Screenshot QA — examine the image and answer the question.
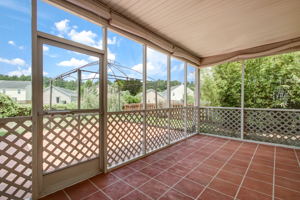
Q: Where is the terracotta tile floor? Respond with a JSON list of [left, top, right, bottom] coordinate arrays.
[[40, 135, 300, 200]]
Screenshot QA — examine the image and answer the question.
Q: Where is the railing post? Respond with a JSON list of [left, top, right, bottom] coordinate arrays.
[[167, 54, 171, 144], [195, 67, 200, 134], [32, 0, 43, 198], [101, 26, 108, 173], [142, 45, 147, 154], [241, 61, 245, 140], [184, 62, 188, 137]]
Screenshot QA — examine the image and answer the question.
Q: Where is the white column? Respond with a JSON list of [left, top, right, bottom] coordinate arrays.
[[241, 60, 245, 139], [31, 0, 43, 198], [101, 26, 108, 172], [142, 45, 147, 154]]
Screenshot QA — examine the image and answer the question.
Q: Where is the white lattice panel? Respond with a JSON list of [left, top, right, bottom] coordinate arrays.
[[244, 109, 300, 146], [0, 117, 32, 200], [43, 113, 99, 173], [169, 108, 185, 143], [186, 107, 198, 135], [107, 111, 144, 168], [146, 109, 169, 152], [199, 107, 241, 138]]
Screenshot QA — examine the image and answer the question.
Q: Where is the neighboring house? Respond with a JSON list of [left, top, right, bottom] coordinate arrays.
[[146, 89, 165, 104], [0, 80, 32, 103], [43, 86, 77, 105], [145, 84, 194, 104]]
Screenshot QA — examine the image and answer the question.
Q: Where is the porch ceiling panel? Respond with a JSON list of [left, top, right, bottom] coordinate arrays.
[[100, 0, 300, 57]]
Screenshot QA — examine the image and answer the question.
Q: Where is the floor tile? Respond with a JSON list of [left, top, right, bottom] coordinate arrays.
[[195, 164, 219, 176], [64, 180, 97, 200], [140, 165, 162, 177], [242, 177, 273, 196], [249, 163, 273, 175], [275, 168, 300, 181], [120, 190, 152, 200], [151, 159, 173, 170], [112, 166, 135, 178], [123, 171, 151, 188], [186, 170, 213, 186], [274, 185, 300, 200], [198, 188, 233, 200], [203, 158, 224, 168], [39, 190, 69, 200], [89, 173, 119, 189], [160, 189, 193, 200], [102, 180, 134, 200], [82, 191, 110, 200], [208, 178, 239, 197], [236, 187, 272, 200], [216, 170, 244, 185], [167, 164, 190, 177], [223, 163, 247, 175], [227, 158, 249, 168], [127, 160, 149, 170], [139, 179, 170, 199], [245, 169, 273, 183], [275, 176, 300, 191], [154, 171, 182, 187], [173, 178, 204, 198]]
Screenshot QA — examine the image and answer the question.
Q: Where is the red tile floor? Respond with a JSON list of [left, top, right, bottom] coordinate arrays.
[[40, 135, 300, 200]]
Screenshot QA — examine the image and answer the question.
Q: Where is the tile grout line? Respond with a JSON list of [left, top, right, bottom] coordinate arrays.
[[233, 144, 259, 200], [157, 139, 232, 200], [62, 189, 72, 200], [272, 146, 276, 200], [195, 142, 245, 199], [293, 149, 300, 167], [112, 136, 218, 200], [85, 179, 113, 200]]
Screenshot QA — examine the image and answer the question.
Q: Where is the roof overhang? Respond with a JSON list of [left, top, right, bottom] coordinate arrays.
[[47, 0, 300, 67]]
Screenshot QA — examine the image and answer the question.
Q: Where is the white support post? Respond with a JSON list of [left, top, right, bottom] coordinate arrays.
[[101, 26, 108, 173], [32, 0, 43, 198], [184, 62, 187, 137], [77, 70, 81, 109], [241, 60, 245, 140], [167, 54, 171, 144], [142, 45, 147, 154], [195, 67, 200, 134]]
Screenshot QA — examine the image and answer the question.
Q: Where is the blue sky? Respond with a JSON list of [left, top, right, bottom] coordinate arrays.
[[0, 0, 189, 83]]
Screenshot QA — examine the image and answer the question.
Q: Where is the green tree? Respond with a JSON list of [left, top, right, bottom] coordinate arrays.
[[200, 52, 300, 109]]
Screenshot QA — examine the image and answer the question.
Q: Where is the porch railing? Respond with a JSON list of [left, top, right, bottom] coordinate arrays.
[[199, 106, 300, 147], [1, 106, 299, 199]]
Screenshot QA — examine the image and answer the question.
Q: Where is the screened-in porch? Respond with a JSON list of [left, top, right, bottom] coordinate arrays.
[[0, 0, 300, 200]]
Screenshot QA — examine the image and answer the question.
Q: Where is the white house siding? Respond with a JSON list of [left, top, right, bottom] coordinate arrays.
[[43, 88, 73, 105], [0, 89, 27, 101]]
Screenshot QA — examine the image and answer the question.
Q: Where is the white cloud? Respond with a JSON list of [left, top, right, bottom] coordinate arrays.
[[68, 29, 96, 45], [57, 58, 88, 68], [108, 36, 117, 45], [0, 57, 26, 66], [108, 48, 116, 61], [8, 40, 15, 46], [88, 56, 98, 62], [55, 19, 70, 33], [8, 67, 31, 76], [8, 40, 25, 50], [43, 46, 49, 52], [131, 62, 155, 74]]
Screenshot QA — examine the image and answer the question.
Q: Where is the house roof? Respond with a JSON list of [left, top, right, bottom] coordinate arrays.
[[0, 80, 31, 89], [44, 86, 77, 97]]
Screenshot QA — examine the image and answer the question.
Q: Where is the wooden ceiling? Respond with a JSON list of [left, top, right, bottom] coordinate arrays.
[[98, 0, 300, 58]]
